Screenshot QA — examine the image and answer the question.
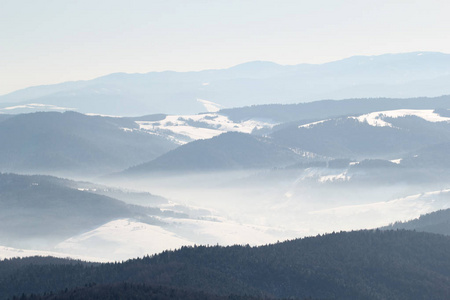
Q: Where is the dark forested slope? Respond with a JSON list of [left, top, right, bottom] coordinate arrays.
[[123, 132, 302, 174], [382, 208, 450, 236], [220, 96, 450, 123], [2, 230, 450, 300]]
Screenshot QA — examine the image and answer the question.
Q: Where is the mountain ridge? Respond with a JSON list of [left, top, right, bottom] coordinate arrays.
[[0, 111, 177, 176], [2, 52, 450, 115], [121, 132, 304, 175]]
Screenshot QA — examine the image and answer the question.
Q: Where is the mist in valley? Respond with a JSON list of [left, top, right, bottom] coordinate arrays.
[[101, 166, 450, 235], [3, 100, 450, 261]]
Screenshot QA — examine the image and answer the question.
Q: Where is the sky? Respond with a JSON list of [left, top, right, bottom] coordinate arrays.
[[1, 0, 450, 96]]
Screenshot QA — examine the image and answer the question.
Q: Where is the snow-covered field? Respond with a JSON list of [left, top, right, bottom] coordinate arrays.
[[55, 219, 193, 261], [53, 217, 289, 262], [350, 109, 450, 127], [136, 113, 276, 144], [299, 109, 450, 129]]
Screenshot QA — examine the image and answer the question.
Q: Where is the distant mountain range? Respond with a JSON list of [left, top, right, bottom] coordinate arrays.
[[1, 52, 450, 115]]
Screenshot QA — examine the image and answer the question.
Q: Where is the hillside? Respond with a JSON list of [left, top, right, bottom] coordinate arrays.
[[0, 173, 293, 261], [2, 230, 450, 300], [0, 111, 177, 176], [270, 109, 450, 159], [0, 114, 12, 123], [220, 95, 450, 123], [15, 283, 268, 300], [0, 173, 157, 248], [382, 207, 450, 235], [402, 141, 450, 168], [123, 132, 303, 174]]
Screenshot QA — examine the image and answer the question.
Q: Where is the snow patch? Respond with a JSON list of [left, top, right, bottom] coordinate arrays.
[[120, 127, 134, 132], [197, 98, 224, 112], [298, 119, 330, 129], [318, 172, 349, 183], [85, 113, 123, 118], [137, 113, 276, 144], [350, 109, 450, 127], [1, 103, 75, 112], [390, 158, 402, 164]]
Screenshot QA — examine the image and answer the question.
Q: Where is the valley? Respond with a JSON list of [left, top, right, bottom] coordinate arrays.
[[4, 2, 450, 298], [2, 92, 450, 262]]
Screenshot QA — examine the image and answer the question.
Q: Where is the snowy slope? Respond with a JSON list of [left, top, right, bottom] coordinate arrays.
[[350, 109, 450, 127], [272, 108, 450, 159], [55, 219, 194, 261], [55, 218, 288, 261], [135, 113, 276, 144], [308, 188, 450, 231], [197, 98, 224, 112], [298, 109, 450, 129]]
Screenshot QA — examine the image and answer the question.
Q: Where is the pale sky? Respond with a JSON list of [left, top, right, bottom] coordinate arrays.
[[1, 0, 450, 95]]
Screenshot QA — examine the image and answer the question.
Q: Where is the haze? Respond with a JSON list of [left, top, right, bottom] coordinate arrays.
[[1, 0, 450, 95]]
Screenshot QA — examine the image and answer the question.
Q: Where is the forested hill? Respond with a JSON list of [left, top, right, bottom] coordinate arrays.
[[382, 208, 450, 235], [13, 284, 273, 300], [3, 230, 450, 300], [220, 95, 450, 123], [122, 132, 302, 174]]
